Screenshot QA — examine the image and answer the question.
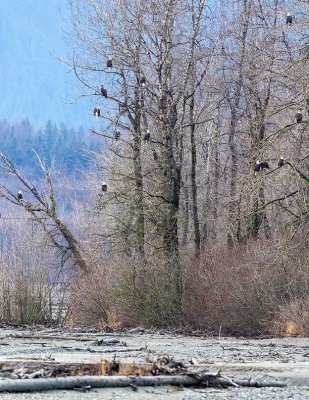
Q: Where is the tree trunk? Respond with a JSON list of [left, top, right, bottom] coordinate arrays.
[[132, 129, 145, 257], [54, 218, 89, 273], [189, 98, 201, 257], [227, 110, 238, 246], [181, 184, 189, 247]]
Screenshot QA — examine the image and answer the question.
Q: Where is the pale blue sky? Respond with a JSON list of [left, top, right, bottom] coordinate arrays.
[[0, 0, 91, 128]]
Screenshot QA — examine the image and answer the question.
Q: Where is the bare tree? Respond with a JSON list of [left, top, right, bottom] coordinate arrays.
[[0, 152, 89, 273]]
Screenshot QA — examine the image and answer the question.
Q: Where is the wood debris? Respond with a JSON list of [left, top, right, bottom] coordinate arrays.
[[0, 373, 286, 393], [0, 357, 286, 393]]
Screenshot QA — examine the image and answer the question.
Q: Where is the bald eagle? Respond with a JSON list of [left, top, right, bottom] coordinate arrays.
[[286, 13, 293, 26], [144, 129, 150, 141], [254, 160, 270, 172], [140, 76, 146, 87], [93, 107, 100, 117], [278, 157, 285, 168], [295, 110, 303, 124], [114, 130, 121, 140], [107, 58, 113, 68], [101, 85, 108, 98]]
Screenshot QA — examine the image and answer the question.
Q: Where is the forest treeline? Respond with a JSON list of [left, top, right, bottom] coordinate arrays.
[[0, 0, 308, 336], [0, 119, 100, 175]]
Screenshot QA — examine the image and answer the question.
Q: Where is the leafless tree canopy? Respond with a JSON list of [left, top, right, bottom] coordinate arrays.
[[68, 0, 308, 258]]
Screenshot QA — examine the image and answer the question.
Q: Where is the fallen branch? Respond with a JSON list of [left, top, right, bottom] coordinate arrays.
[[8, 334, 95, 342], [0, 374, 286, 392], [58, 346, 143, 353]]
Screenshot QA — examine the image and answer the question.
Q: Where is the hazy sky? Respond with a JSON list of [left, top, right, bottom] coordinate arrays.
[[0, 0, 91, 128]]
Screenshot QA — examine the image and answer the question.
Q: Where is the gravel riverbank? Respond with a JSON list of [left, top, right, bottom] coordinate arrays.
[[0, 326, 308, 399]]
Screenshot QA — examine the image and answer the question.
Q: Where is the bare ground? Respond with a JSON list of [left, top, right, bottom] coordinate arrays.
[[0, 326, 308, 399]]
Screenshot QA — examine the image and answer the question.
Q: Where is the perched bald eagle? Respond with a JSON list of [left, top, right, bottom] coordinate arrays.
[[254, 160, 270, 172], [295, 110, 303, 123], [101, 85, 108, 98], [286, 13, 293, 26], [102, 182, 107, 192], [17, 191, 23, 200], [140, 76, 146, 87], [144, 129, 150, 141], [278, 157, 285, 168], [93, 107, 100, 118], [107, 58, 113, 68]]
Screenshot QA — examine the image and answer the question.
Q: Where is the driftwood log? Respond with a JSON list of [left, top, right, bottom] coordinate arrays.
[[58, 346, 142, 353], [7, 334, 101, 342], [0, 374, 286, 392]]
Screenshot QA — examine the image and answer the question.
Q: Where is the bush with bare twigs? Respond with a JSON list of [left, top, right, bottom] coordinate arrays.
[[0, 218, 68, 325], [269, 297, 309, 337], [68, 254, 184, 328], [183, 234, 309, 336], [67, 230, 309, 335]]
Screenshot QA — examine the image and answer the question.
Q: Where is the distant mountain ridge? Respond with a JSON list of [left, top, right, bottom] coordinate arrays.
[[0, 0, 90, 127]]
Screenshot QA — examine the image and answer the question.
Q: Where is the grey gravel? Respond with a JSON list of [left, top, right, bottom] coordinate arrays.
[[0, 326, 308, 399]]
